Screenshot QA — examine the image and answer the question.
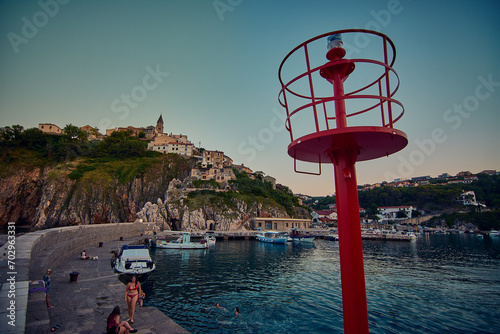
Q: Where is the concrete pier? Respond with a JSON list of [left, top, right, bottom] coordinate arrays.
[[0, 224, 189, 334]]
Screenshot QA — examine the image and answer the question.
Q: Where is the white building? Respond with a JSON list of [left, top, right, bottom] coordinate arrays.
[[457, 191, 486, 207], [147, 133, 194, 157], [377, 206, 415, 220]]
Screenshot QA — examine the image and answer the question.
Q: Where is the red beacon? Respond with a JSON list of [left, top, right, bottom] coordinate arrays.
[[278, 29, 407, 334]]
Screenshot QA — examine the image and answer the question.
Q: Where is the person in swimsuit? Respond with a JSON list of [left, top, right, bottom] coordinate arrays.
[[124, 276, 142, 323], [137, 290, 145, 307], [106, 305, 137, 333]]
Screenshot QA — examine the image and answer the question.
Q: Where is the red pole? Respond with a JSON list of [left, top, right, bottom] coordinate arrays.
[[330, 150, 369, 334], [329, 60, 369, 334]]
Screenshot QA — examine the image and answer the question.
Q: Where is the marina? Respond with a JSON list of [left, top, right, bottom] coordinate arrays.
[[143, 233, 500, 333]]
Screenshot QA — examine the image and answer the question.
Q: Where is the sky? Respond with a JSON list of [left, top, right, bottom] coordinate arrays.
[[1, 0, 500, 197]]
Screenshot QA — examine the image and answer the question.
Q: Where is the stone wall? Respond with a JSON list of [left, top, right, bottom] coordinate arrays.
[[27, 223, 143, 280], [0, 223, 145, 333]]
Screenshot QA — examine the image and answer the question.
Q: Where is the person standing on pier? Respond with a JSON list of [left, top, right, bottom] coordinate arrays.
[[125, 276, 142, 323], [43, 269, 54, 308]]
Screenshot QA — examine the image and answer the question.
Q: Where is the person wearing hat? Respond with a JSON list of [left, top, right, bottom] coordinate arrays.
[[43, 269, 54, 308]]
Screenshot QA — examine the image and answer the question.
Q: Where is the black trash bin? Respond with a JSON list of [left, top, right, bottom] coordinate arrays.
[[99, 242, 103, 247], [69, 271, 79, 282]]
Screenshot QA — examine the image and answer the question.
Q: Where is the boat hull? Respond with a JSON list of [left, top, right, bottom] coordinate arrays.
[[290, 236, 314, 243], [155, 241, 208, 249], [256, 235, 288, 244]]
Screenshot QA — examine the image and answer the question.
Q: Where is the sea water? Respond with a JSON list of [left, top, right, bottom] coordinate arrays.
[[142, 234, 500, 333]]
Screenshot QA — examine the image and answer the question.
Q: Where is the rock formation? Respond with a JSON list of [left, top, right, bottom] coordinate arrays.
[[0, 156, 310, 231]]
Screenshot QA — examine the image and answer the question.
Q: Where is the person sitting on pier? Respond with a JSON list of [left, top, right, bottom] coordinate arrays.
[[107, 305, 137, 333], [80, 250, 90, 260]]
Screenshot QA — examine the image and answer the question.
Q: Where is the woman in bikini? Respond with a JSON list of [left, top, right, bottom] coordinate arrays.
[[124, 276, 141, 323]]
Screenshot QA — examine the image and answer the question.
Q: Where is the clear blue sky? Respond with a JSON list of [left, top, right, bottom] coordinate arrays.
[[1, 0, 499, 196]]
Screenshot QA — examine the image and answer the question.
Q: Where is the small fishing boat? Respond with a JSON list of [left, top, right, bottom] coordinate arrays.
[[289, 228, 314, 243], [156, 232, 209, 249], [112, 244, 155, 279], [256, 231, 288, 244], [205, 231, 216, 246]]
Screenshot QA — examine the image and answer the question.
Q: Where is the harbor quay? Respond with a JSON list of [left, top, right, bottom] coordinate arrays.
[[0, 223, 422, 334], [0, 223, 189, 334]]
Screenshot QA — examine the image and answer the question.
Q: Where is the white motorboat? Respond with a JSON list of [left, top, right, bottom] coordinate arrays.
[[112, 244, 155, 279], [205, 231, 216, 246], [156, 232, 209, 249]]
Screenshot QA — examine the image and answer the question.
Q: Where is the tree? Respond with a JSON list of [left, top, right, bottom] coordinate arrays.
[[0, 125, 23, 145], [396, 210, 408, 219], [64, 124, 87, 142]]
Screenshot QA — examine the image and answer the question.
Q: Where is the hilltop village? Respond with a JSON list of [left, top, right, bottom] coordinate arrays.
[[38, 115, 276, 189]]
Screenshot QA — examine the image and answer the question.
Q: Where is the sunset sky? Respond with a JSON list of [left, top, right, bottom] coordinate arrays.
[[1, 0, 499, 196]]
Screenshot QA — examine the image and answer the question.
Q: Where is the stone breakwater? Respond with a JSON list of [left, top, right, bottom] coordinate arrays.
[[0, 223, 147, 333]]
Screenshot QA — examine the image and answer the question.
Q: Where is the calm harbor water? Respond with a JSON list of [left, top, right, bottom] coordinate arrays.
[[142, 234, 500, 333]]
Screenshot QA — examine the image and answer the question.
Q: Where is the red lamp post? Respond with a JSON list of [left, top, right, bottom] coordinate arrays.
[[278, 30, 407, 333]]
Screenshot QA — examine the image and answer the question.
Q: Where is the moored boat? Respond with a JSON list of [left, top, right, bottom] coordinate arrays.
[[205, 231, 216, 246], [112, 244, 155, 280], [289, 228, 314, 243], [256, 231, 288, 244], [325, 234, 339, 241], [156, 232, 209, 249]]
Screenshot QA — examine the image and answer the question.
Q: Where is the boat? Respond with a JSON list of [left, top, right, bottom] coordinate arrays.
[[489, 230, 500, 237], [112, 244, 155, 279], [288, 228, 314, 243], [405, 232, 417, 240], [205, 231, 217, 246], [325, 234, 339, 241], [256, 231, 288, 244], [155, 232, 209, 249]]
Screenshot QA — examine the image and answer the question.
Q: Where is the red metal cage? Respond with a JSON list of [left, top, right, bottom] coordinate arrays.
[[278, 29, 407, 173]]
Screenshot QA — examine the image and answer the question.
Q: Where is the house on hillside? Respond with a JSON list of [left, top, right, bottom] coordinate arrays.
[[233, 164, 253, 175], [464, 175, 478, 183], [312, 210, 337, 226], [106, 115, 164, 139], [38, 123, 64, 135], [202, 150, 224, 168], [263, 175, 276, 189], [191, 166, 235, 184], [456, 190, 486, 207], [377, 206, 415, 221], [80, 125, 102, 140], [147, 133, 194, 157]]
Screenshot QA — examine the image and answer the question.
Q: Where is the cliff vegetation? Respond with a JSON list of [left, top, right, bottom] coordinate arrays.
[[0, 125, 308, 231]]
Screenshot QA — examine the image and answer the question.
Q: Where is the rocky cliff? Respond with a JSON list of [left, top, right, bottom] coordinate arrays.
[[1, 155, 310, 231], [0, 154, 194, 230]]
